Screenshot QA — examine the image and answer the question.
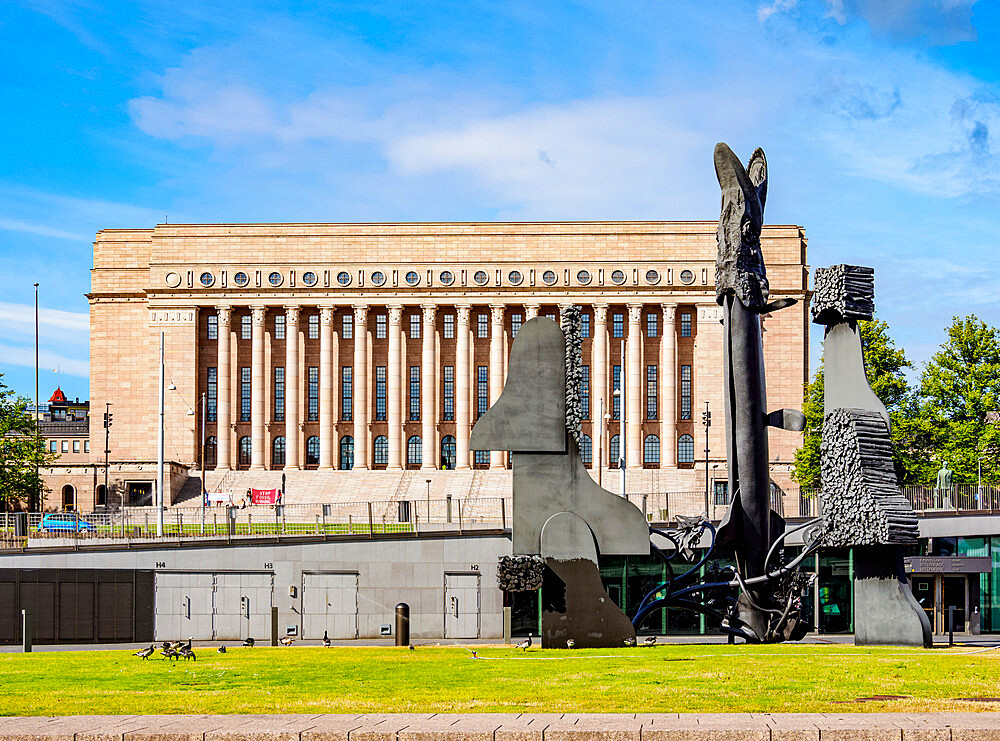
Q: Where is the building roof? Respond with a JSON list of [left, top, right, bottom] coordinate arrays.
[[48, 387, 67, 403]]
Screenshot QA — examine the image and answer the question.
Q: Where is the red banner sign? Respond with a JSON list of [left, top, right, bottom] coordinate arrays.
[[251, 488, 280, 505]]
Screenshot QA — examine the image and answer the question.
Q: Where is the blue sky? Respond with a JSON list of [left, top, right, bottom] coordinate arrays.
[[1, 0, 999, 401]]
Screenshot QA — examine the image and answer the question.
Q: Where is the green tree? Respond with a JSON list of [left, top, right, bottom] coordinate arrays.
[[792, 318, 922, 487], [0, 375, 55, 509], [917, 316, 1000, 483]]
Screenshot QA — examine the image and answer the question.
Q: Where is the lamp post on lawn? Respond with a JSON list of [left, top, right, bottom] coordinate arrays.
[[597, 398, 607, 488], [702, 401, 711, 518], [613, 387, 625, 498]]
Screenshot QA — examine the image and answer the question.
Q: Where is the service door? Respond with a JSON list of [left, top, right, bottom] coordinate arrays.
[[154, 572, 214, 641], [444, 573, 480, 639], [301, 572, 359, 639], [212, 572, 274, 641]]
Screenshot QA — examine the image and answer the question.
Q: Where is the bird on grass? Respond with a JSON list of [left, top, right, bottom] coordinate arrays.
[[566, 639, 575, 649], [515, 633, 533, 652], [217, 646, 227, 654], [642, 636, 657, 646], [168, 639, 185, 651], [160, 642, 179, 660], [178, 639, 197, 662], [623, 636, 636, 647], [133, 645, 155, 660], [279, 635, 295, 646], [408, 645, 415, 651], [322, 630, 331, 648], [243, 637, 255, 648]]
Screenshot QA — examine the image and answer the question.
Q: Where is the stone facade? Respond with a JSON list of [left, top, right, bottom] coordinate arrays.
[[65, 221, 809, 511]]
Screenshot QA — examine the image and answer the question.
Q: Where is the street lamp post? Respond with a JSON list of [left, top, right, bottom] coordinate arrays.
[[597, 398, 606, 488], [156, 332, 165, 536], [613, 387, 625, 498], [702, 401, 711, 518], [33, 282, 39, 512], [200, 392, 207, 533], [103, 402, 112, 507]]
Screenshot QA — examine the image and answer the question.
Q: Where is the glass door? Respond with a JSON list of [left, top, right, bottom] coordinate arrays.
[[941, 576, 967, 633], [910, 576, 935, 629]]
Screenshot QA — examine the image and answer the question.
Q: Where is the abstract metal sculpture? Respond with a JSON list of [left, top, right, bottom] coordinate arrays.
[[812, 264, 931, 647]]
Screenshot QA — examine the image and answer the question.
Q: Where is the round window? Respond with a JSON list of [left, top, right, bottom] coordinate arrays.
[[233, 272, 249, 287], [576, 270, 592, 285], [645, 269, 660, 285], [268, 271, 283, 287], [508, 270, 523, 286], [473, 270, 489, 286], [611, 270, 626, 285], [301, 271, 317, 287], [405, 270, 420, 286], [440, 270, 455, 286], [199, 272, 214, 287], [542, 270, 557, 286], [165, 272, 181, 288], [337, 271, 352, 286], [371, 271, 386, 286], [679, 269, 696, 285]]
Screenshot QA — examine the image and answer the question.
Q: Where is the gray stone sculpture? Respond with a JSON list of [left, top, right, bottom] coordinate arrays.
[[935, 461, 953, 508], [813, 264, 931, 647], [470, 312, 650, 648]]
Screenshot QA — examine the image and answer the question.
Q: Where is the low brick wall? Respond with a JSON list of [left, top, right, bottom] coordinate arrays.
[[1, 714, 999, 741]]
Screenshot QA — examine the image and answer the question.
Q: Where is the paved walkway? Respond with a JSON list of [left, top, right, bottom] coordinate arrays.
[[1, 714, 999, 740]]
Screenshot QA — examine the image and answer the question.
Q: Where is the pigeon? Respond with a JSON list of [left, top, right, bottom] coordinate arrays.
[[133, 645, 155, 660], [243, 637, 255, 648], [642, 636, 657, 646], [515, 633, 533, 652], [279, 635, 295, 646], [322, 630, 331, 648], [623, 636, 636, 647], [566, 639, 575, 649], [217, 646, 227, 654]]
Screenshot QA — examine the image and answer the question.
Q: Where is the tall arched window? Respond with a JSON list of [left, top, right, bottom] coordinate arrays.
[[96, 484, 108, 507], [678, 434, 695, 465], [206, 436, 217, 468], [272, 436, 286, 467], [340, 436, 354, 470], [580, 434, 593, 467], [61, 484, 75, 511], [609, 434, 620, 469], [407, 435, 422, 469], [441, 435, 456, 470], [306, 436, 320, 466], [643, 434, 660, 468], [373, 435, 389, 468], [238, 436, 252, 468]]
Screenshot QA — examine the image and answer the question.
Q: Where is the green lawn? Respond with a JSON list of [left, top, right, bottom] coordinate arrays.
[[1, 643, 998, 715]]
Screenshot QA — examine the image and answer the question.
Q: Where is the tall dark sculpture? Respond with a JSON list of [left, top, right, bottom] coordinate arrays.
[[471, 308, 650, 648], [813, 264, 931, 647]]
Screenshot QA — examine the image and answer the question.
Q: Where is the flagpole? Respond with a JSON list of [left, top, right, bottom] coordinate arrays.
[[157, 332, 165, 536]]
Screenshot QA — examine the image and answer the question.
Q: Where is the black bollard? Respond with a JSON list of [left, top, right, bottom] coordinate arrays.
[[948, 605, 955, 646], [271, 606, 279, 647], [22, 609, 32, 653], [395, 603, 410, 646]]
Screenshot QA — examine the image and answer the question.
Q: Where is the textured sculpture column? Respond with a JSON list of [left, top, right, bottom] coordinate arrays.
[[318, 307, 335, 470], [421, 305, 437, 469], [216, 306, 232, 471], [455, 305, 471, 469], [284, 306, 300, 470], [592, 304, 608, 471], [625, 304, 643, 469], [353, 305, 369, 470], [387, 306, 403, 470], [249, 306, 266, 470], [660, 303, 677, 466], [489, 304, 505, 469]]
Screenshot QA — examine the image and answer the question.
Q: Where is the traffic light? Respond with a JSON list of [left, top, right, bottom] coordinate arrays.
[[702, 409, 711, 427], [103, 411, 114, 428]]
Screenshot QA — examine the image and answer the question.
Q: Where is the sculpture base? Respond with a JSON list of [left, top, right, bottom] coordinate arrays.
[[853, 544, 932, 648], [541, 557, 636, 649]]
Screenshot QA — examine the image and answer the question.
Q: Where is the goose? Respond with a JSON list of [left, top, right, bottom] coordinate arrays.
[[133, 645, 155, 660], [243, 637, 255, 648], [515, 633, 533, 652], [217, 646, 227, 654], [566, 639, 575, 649], [178, 642, 197, 661], [279, 635, 295, 646], [322, 630, 331, 648], [642, 636, 657, 646], [623, 636, 636, 647]]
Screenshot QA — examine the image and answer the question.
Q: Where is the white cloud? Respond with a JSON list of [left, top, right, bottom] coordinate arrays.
[[0, 344, 89, 378], [0, 302, 89, 334], [758, 0, 798, 22], [0, 218, 84, 241]]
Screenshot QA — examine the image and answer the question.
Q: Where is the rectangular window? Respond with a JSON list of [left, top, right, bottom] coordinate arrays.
[[240, 367, 251, 421], [274, 367, 285, 422], [207, 367, 218, 422], [646, 365, 658, 419], [646, 313, 658, 338], [581, 314, 591, 338], [376, 314, 387, 339], [477, 314, 488, 338], [62, 440, 69, 453], [581, 365, 590, 421], [208, 315, 218, 340], [84, 440, 89, 453], [409, 314, 420, 339], [681, 313, 692, 337], [409, 366, 420, 420], [49, 440, 57, 453], [342, 315, 353, 339], [443, 314, 455, 339], [308, 314, 319, 339], [274, 314, 285, 340], [341, 366, 353, 421], [477, 366, 488, 418], [308, 366, 319, 421], [681, 364, 692, 419], [612, 364, 621, 420], [443, 365, 454, 421], [375, 366, 387, 421], [73, 440, 80, 453], [241, 315, 252, 340], [545, 312, 556, 322], [612, 312, 624, 338], [714, 481, 729, 506], [511, 314, 523, 337]]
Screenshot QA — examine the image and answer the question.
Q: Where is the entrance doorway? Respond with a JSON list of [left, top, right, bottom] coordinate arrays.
[[941, 576, 967, 634], [125, 481, 153, 506], [444, 573, 480, 639], [911, 576, 935, 628]]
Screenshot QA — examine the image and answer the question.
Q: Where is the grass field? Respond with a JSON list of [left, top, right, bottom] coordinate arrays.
[[1, 643, 998, 716]]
